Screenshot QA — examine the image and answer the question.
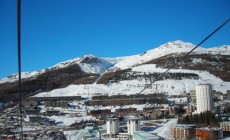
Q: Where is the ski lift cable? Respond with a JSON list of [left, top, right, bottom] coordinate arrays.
[[138, 18, 230, 94]]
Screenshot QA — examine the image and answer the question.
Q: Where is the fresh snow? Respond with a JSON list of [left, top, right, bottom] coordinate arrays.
[[207, 45, 230, 55], [0, 71, 45, 84], [113, 40, 229, 70], [0, 55, 115, 84], [79, 56, 114, 74], [34, 64, 230, 97], [1, 40, 229, 88], [152, 118, 178, 139]]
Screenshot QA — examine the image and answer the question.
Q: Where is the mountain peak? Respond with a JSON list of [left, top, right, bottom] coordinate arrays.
[[79, 55, 102, 64], [159, 40, 195, 49], [114, 40, 204, 70], [83, 54, 96, 58]]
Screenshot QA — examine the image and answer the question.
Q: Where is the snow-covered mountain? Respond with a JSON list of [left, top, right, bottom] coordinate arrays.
[[113, 40, 230, 70], [0, 55, 116, 84], [1, 40, 230, 101]]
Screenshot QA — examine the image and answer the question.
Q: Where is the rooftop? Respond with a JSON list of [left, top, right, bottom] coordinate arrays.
[[173, 124, 196, 129], [133, 131, 160, 140]]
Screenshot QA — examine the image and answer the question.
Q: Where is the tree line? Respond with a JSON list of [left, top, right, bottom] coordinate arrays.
[[178, 111, 221, 127]]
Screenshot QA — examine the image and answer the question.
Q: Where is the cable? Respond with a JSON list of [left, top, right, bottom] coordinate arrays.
[[17, 0, 23, 139], [138, 18, 230, 94]]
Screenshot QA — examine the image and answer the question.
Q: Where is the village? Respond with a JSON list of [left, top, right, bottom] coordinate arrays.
[[0, 84, 230, 140]]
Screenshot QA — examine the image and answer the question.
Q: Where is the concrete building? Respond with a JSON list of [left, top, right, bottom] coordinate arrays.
[[127, 117, 140, 135], [195, 127, 223, 140], [89, 109, 111, 119], [116, 133, 132, 140], [170, 125, 195, 140], [190, 90, 196, 102], [196, 84, 213, 113], [116, 108, 138, 116], [185, 105, 195, 115], [220, 122, 230, 132], [29, 116, 46, 124], [106, 118, 119, 136]]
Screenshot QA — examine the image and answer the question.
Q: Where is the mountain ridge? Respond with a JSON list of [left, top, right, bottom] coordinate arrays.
[[0, 40, 229, 102], [1, 40, 229, 84]]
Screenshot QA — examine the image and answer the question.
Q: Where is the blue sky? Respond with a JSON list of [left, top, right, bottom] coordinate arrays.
[[0, 0, 230, 78]]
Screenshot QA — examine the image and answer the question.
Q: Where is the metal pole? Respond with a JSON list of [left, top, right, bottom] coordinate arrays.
[[98, 127, 101, 140], [17, 0, 23, 139]]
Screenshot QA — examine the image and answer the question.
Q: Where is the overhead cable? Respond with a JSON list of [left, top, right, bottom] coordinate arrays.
[[138, 18, 230, 94]]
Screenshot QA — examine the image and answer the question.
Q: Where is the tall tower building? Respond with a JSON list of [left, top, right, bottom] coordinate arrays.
[[106, 118, 119, 135], [196, 84, 213, 113], [127, 117, 140, 135]]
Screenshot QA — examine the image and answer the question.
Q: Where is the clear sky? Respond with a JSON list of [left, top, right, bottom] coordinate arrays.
[[0, 0, 229, 79]]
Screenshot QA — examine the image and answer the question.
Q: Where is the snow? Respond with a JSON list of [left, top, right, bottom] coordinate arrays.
[[192, 58, 204, 64], [103, 56, 132, 64], [152, 118, 178, 139], [207, 45, 230, 55], [64, 130, 80, 140], [79, 57, 113, 75], [113, 40, 230, 70], [0, 71, 44, 84], [49, 115, 95, 126], [113, 40, 202, 70], [1, 40, 229, 86], [34, 62, 230, 97], [0, 55, 114, 83]]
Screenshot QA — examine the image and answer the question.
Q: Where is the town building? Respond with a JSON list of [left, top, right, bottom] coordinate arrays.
[[226, 91, 230, 100], [24, 107, 41, 115], [127, 117, 140, 135], [220, 122, 230, 132], [89, 109, 111, 119], [29, 116, 46, 124], [168, 106, 180, 116], [213, 91, 224, 101], [116, 133, 132, 140], [185, 105, 196, 115], [195, 127, 223, 140], [170, 124, 195, 140], [196, 84, 213, 113], [143, 109, 161, 120], [106, 118, 119, 137], [190, 90, 196, 102], [46, 110, 60, 116], [116, 107, 138, 116]]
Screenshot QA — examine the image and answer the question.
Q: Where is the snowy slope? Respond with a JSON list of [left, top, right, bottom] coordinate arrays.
[[207, 45, 230, 55], [0, 71, 45, 84], [78, 55, 114, 74], [0, 55, 116, 84], [1, 40, 229, 85], [34, 63, 230, 97], [114, 40, 230, 70], [152, 118, 178, 139]]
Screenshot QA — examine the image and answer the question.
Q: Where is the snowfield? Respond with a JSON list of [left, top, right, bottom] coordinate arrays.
[[1, 40, 230, 96], [34, 62, 230, 97]]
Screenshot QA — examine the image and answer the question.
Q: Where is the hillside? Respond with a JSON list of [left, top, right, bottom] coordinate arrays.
[[0, 40, 230, 102], [0, 55, 114, 102]]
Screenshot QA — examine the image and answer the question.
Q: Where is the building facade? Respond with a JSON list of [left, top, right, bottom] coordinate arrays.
[[196, 84, 213, 113], [220, 122, 230, 132], [106, 118, 119, 135], [195, 127, 223, 140], [127, 117, 140, 135], [170, 125, 195, 140]]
